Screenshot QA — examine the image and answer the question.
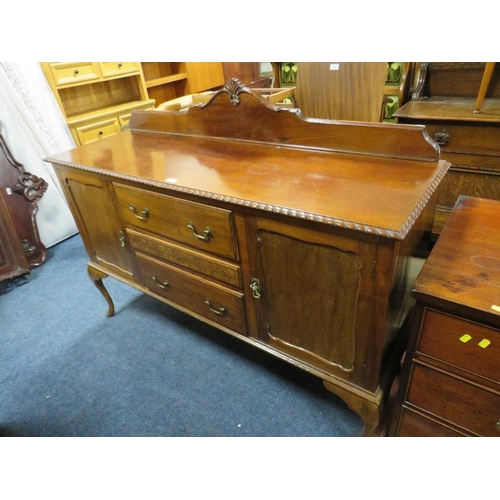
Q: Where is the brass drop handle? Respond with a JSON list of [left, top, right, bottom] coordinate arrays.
[[129, 204, 150, 221], [118, 62, 123, 68], [152, 275, 170, 290], [205, 298, 227, 316], [187, 222, 213, 242], [74, 69, 79, 76]]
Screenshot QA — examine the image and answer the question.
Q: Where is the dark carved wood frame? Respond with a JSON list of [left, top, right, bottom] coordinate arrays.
[[0, 127, 48, 267]]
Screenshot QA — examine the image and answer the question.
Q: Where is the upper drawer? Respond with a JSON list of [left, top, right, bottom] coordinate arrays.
[[408, 363, 500, 437], [424, 123, 500, 156], [419, 309, 500, 383], [114, 183, 238, 260], [74, 118, 121, 145], [48, 62, 101, 87], [99, 62, 139, 78]]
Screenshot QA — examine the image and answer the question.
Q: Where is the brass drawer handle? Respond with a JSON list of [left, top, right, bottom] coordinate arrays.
[[497, 419, 500, 433], [74, 69, 79, 76], [187, 222, 213, 242], [152, 275, 170, 290], [205, 298, 227, 316], [129, 204, 150, 221]]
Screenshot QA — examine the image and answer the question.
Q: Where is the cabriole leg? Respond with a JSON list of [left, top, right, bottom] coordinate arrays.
[[87, 264, 115, 317]]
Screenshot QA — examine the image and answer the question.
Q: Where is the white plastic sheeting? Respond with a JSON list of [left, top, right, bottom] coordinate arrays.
[[0, 62, 78, 247]]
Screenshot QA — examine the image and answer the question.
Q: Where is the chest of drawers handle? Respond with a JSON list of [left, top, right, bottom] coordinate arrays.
[[129, 204, 150, 221], [497, 419, 500, 433], [205, 298, 227, 316], [152, 275, 170, 290], [187, 222, 213, 242], [434, 128, 450, 146]]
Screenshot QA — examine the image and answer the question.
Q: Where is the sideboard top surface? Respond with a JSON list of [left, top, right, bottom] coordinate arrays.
[[46, 79, 450, 240]]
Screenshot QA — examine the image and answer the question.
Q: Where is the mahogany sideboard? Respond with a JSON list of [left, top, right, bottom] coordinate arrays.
[[45, 79, 449, 436], [392, 196, 500, 436]]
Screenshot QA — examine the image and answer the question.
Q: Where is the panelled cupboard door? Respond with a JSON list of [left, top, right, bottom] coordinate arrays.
[[244, 216, 381, 388], [57, 169, 135, 280]]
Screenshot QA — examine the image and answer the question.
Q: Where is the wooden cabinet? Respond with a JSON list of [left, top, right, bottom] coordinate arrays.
[[0, 190, 29, 281], [394, 62, 500, 239], [0, 129, 47, 281], [392, 196, 500, 437], [46, 80, 449, 436], [40, 62, 156, 146]]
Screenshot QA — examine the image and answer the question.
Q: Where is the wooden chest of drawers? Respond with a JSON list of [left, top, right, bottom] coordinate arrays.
[[394, 62, 500, 239], [393, 196, 500, 436], [46, 79, 449, 436]]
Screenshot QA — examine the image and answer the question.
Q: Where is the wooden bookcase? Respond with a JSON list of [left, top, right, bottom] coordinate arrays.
[[140, 62, 225, 106], [40, 62, 156, 146]]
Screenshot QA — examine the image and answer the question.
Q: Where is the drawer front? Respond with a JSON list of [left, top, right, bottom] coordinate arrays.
[[137, 253, 246, 335], [419, 309, 500, 383], [397, 407, 468, 437], [408, 363, 500, 436], [75, 118, 121, 145], [99, 62, 139, 78], [118, 106, 154, 130], [114, 183, 238, 260], [424, 123, 500, 156], [127, 228, 242, 288], [49, 62, 101, 86], [435, 167, 500, 208]]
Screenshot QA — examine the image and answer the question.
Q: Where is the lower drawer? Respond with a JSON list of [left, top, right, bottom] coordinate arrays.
[[136, 252, 247, 335], [407, 363, 500, 437], [397, 406, 468, 437]]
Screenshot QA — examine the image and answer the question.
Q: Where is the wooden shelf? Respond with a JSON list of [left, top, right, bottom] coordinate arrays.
[[66, 100, 156, 127], [145, 73, 188, 89]]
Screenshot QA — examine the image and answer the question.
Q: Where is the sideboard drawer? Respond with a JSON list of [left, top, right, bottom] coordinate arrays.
[[137, 253, 246, 335], [127, 228, 242, 288], [419, 309, 500, 383], [114, 183, 238, 260], [408, 363, 500, 436]]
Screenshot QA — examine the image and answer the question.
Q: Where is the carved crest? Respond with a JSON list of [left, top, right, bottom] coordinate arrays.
[[209, 78, 281, 112]]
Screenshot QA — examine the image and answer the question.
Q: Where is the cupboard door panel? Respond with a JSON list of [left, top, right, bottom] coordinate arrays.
[[245, 216, 381, 385], [259, 229, 361, 371], [63, 174, 135, 279]]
